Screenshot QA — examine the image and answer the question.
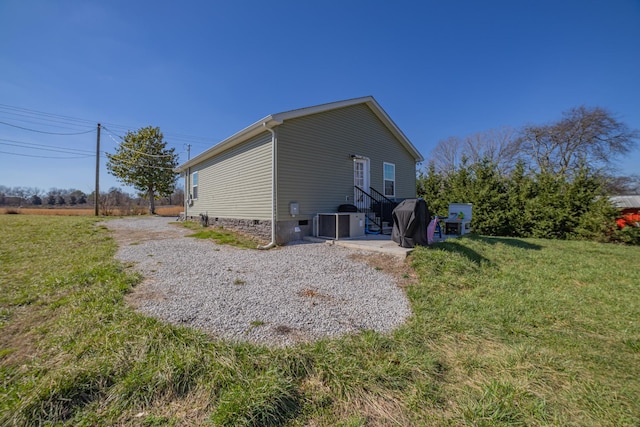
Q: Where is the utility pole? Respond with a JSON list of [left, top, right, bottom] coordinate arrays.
[[186, 143, 191, 160], [95, 123, 101, 216]]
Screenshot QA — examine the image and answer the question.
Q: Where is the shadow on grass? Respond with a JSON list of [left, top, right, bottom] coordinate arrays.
[[432, 239, 490, 266], [431, 234, 542, 266], [472, 235, 543, 250]]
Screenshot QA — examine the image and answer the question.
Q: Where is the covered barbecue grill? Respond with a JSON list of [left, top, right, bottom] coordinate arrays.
[[391, 199, 429, 248]]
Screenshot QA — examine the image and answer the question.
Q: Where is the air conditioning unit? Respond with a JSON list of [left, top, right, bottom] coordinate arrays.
[[317, 213, 365, 239]]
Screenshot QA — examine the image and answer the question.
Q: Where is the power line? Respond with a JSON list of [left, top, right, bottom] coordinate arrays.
[[0, 120, 95, 135], [0, 137, 95, 155], [102, 125, 215, 146], [0, 103, 96, 126], [102, 126, 181, 158], [0, 107, 96, 128], [0, 150, 94, 159], [0, 114, 93, 132], [0, 104, 141, 136], [99, 126, 129, 148], [0, 141, 96, 156], [101, 126, 182, 170], [106, 155, 178, 170], [0, 104, 141, 138], [0, 102, 217, 146]]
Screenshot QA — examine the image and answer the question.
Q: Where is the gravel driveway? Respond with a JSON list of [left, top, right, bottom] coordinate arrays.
[[107, 217, 411, 347]]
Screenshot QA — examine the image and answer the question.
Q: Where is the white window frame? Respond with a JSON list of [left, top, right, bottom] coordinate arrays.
[[383, 162, 395, 198], [192, 171, 198, 200]]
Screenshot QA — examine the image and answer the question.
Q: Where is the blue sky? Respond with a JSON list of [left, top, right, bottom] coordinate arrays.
[[1, 0, 639, 194]]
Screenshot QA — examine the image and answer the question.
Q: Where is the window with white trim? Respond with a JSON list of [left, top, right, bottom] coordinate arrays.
[[192, 171, 198, 200], [383, 162, 395, 197]]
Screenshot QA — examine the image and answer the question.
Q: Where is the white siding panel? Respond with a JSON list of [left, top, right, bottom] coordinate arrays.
[[190, 132, 272, 220]]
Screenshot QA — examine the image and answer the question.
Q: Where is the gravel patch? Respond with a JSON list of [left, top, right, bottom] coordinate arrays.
[[106, 217, 411, 347]]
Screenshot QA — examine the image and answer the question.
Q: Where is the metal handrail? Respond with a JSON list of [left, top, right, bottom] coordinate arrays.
[[354, 186, 397, 234], [368, 186, 396, 205]]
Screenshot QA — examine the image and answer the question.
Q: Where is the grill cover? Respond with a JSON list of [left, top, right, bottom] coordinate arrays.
[[391, 199, 429, 248]]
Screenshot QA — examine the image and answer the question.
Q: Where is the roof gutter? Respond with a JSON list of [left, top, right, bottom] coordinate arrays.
[[257, 123, 278, 249]]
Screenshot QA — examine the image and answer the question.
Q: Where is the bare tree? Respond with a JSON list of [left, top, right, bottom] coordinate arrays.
[[605, 174, 640, 195], [99, 192, 115, 216], [429, 127, 518, 174], [13, 187, 28, 206], [430, 136, 463, 174], [464, 126, 519, 173], [515, 106, 638, 177]]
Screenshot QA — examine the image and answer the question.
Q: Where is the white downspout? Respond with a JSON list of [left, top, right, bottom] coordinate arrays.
[[184, 167, 190, 219], [258, 124, 277, 249]]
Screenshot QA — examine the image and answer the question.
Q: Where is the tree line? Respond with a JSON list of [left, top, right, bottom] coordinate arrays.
[[0, 185, 184, 210], [418, 106, 640, 244], [0, 186, 87, 207]]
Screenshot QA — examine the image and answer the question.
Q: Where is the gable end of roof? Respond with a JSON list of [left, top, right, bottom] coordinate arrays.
[[177, 96, 423, 172]]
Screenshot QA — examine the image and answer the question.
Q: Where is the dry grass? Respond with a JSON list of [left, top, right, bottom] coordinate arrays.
[[156, 206, 183, 216], [1, 207, 97, 215], [0, 205, 183, 216], [348, 252, 418, 288]]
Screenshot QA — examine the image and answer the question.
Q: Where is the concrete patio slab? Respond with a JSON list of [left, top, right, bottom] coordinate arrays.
[[303, 235, 414, 258]]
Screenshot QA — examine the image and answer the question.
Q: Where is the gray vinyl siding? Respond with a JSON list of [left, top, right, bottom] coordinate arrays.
[[276, 104, 417, 221], [189, 132, 272, 220]]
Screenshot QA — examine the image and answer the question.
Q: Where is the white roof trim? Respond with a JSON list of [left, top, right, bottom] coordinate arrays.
[[177, 96, 423, 172]]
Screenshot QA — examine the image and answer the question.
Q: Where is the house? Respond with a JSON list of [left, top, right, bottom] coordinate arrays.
[[611, 195, 640, 228], [176, 96, 424, 245]]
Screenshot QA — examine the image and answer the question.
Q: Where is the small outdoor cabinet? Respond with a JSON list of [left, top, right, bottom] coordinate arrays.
[[443, 203, 473, 236], [317, 213, 365, 239]]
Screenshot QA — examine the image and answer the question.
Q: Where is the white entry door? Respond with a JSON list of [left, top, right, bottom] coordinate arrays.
[[353, 158, 370, 210]]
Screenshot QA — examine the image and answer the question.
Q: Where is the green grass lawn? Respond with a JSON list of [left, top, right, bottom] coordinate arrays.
[[1, 215, 639, 426]]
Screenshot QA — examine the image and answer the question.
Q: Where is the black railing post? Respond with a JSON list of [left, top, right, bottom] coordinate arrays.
[[354, 185, 394, 234], [368, 187, 399, 226]]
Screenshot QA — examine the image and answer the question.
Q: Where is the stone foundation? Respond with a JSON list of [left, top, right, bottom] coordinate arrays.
[[275, 219, 313, 244], [186, 216, 317, 245], [188, 216, 272, 243]]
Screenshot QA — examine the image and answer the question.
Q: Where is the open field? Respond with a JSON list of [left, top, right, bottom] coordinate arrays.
[[1, 215, 639, 426], [0, 205, 183, 216]]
